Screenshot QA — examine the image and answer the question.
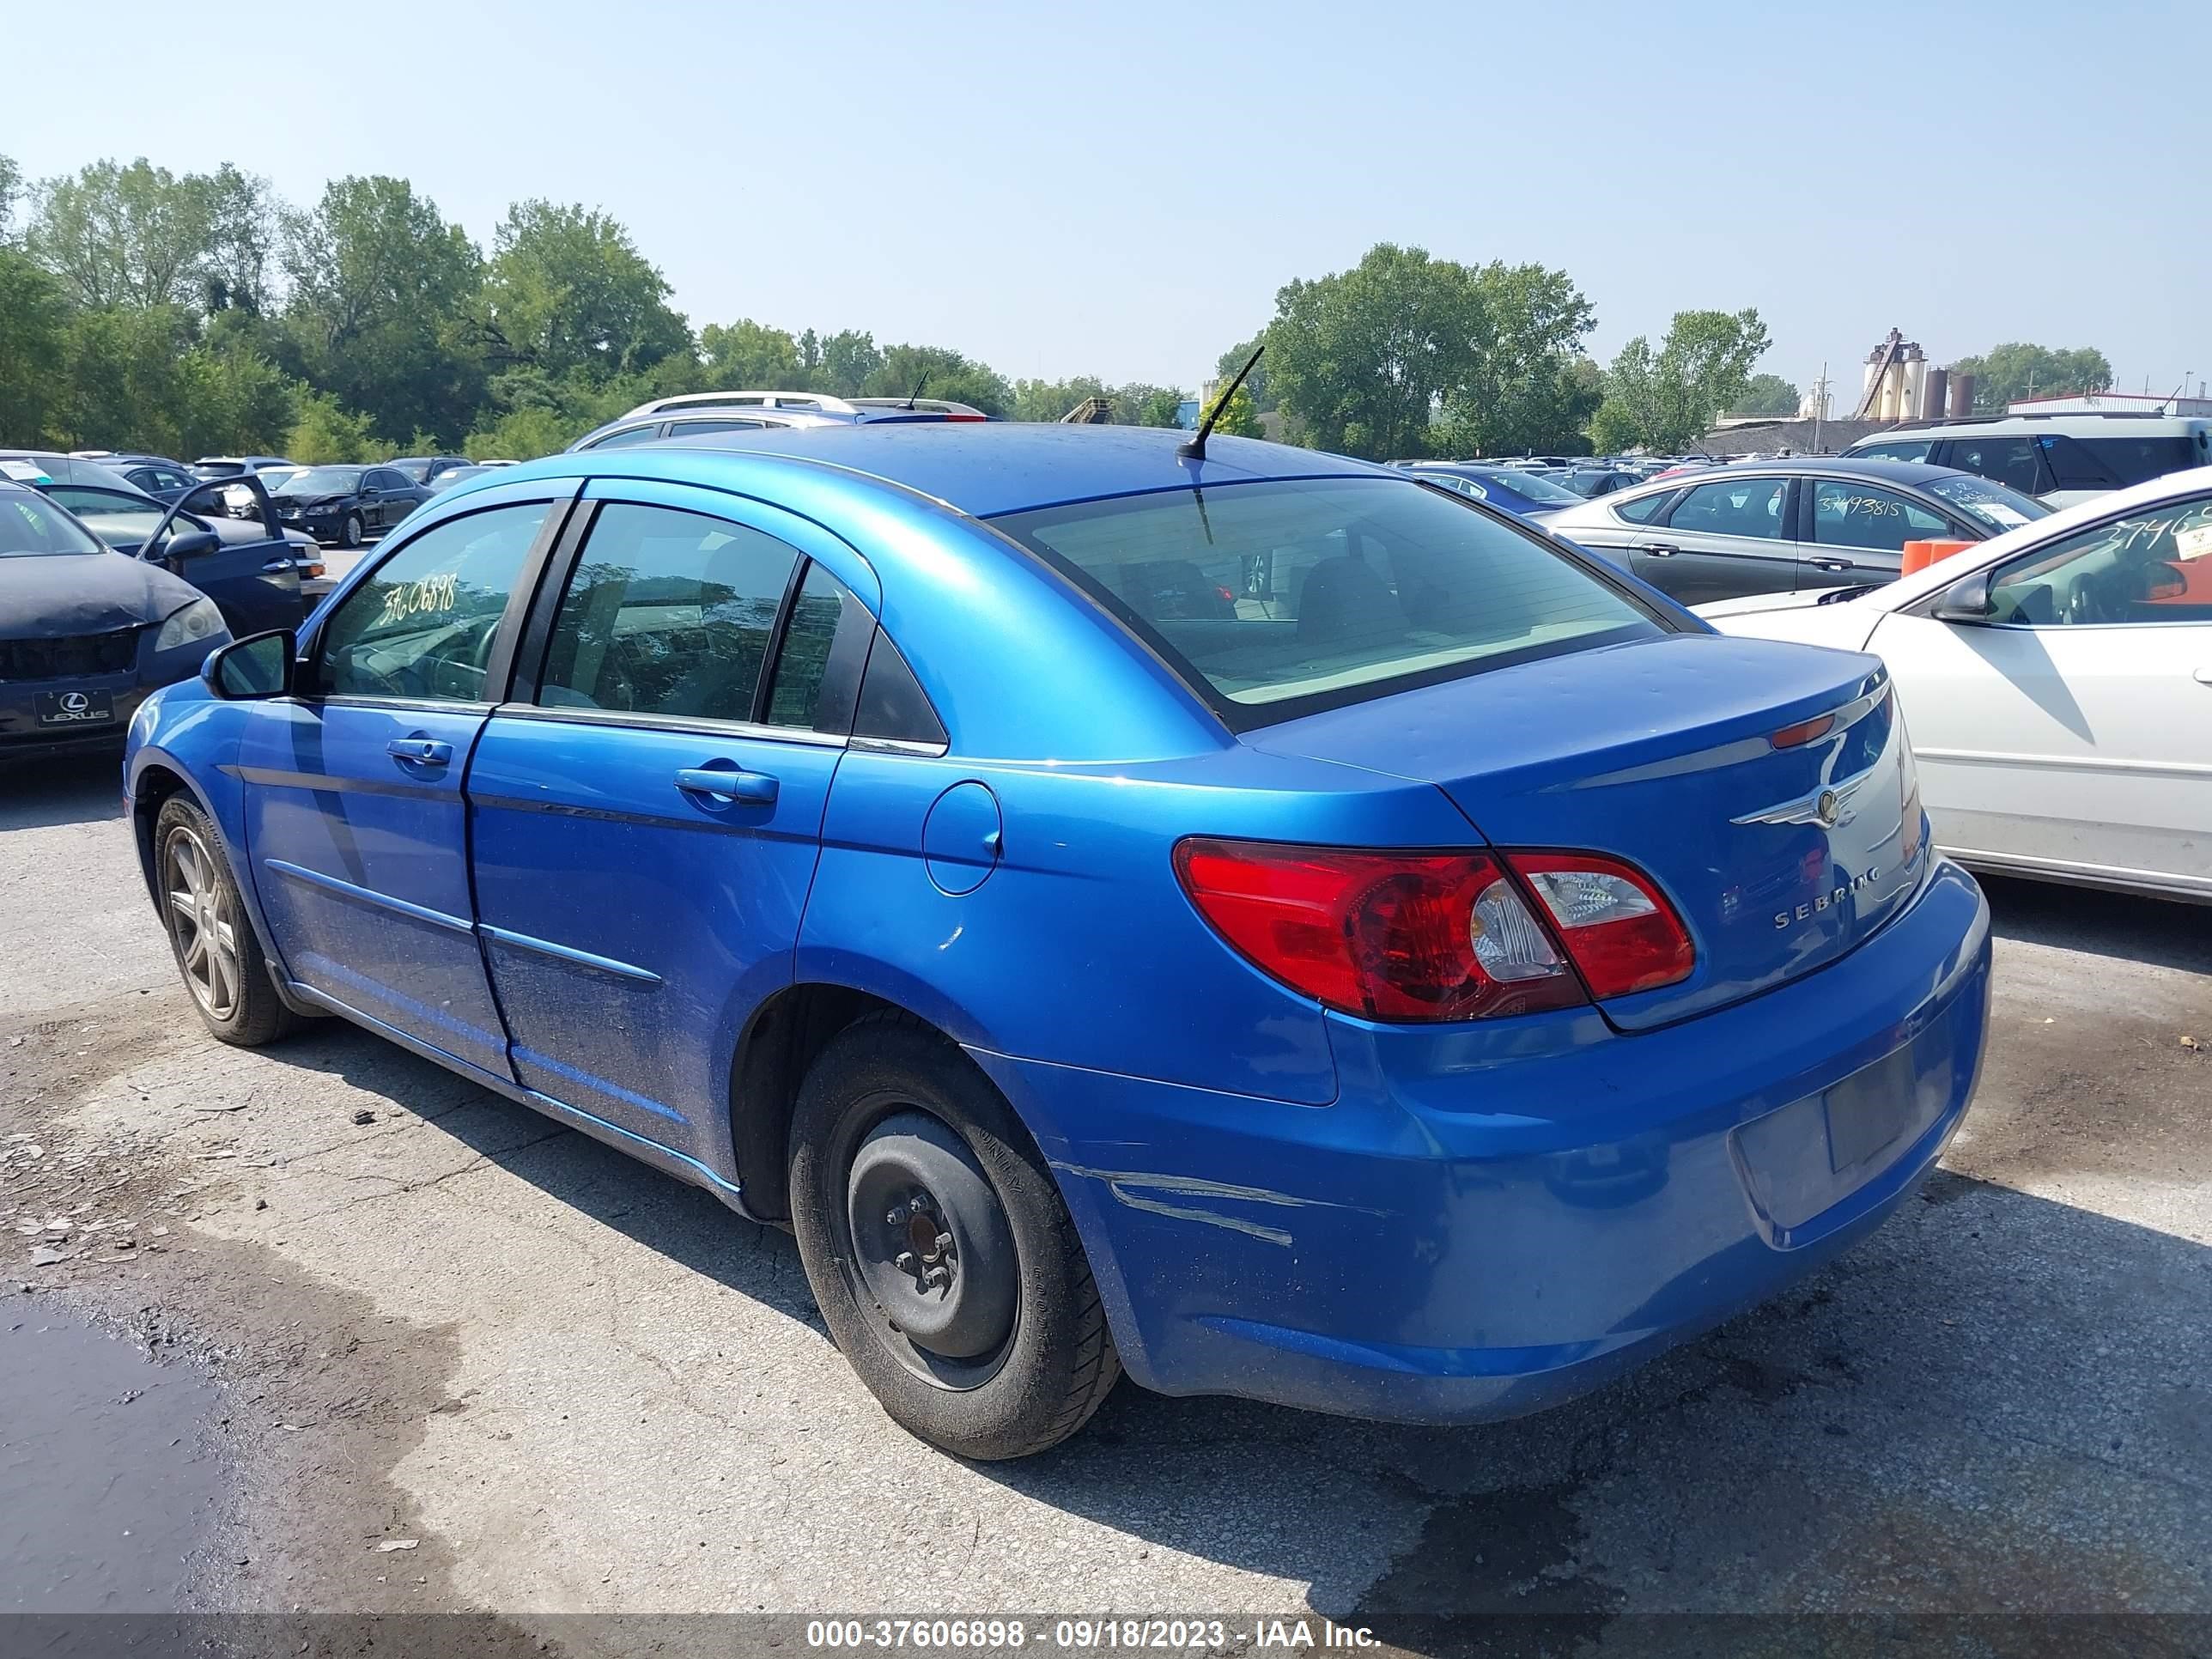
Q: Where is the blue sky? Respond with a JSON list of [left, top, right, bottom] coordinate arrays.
[[5, 0, 2201, 402]]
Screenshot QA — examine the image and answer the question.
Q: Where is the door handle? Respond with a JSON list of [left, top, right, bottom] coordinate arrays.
[[262, 556, 295, 573], [675, 766, 779, 805], [1638, 542, 1678, 557], [1811, 557, 1855, 572], [386, 737, 452, 766]]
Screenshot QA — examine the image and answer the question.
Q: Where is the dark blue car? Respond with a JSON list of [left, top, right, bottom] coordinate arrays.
[[1395, 460, 1589, 521], [122, 425, 1991, 1458]]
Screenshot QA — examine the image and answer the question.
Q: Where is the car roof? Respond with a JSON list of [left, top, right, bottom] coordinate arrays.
[[1860, 414, 2209, 441], [1648, 456, 1968, 487], [623, 422, 1385, 518]]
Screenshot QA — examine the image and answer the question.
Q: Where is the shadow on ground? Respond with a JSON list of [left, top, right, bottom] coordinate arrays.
[[1981, 872, 2212, 975], [248, 990, 2212, 1650], [0, 755, 125, 832]]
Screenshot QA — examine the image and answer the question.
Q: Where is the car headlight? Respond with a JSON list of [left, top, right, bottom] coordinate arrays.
[[153, 598, 224, 653]]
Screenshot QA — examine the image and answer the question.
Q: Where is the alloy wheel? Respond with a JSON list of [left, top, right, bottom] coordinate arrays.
[[164, 830, 241, 1022]]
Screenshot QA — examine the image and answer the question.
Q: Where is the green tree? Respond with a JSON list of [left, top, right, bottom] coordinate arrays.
[[287, 390, 397, 464], [1586, 398, 1642, 456], [0, 246, 67, 441], [814, 330, 883, 397], [1126, 385, 1188, 428], [0, 154, 21, 242], [862, 343, 1011, 416], [1268, 245, 1479, 459], [1214, 334, 1274, 412], [198, 164, 278, 314], [173, 335, 295, 456], [1948, 343, 2113, 411], [26, 158, 268, 312], [1434, 264, 1599, 457], [699, 319, 802, 388], [1198, 380, 1263, 439], [1731, 372, 1801, 416], [483, 200, 690, 381], [1011, 376, 1109, 422], [47, 306, 193, 451], [281, 176, 487, 445], [1267, 245, 1595, 461], [1591, 308, 1771, 452]]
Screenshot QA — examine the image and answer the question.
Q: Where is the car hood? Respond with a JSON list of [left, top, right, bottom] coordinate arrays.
[[0, 551, 200, 637]]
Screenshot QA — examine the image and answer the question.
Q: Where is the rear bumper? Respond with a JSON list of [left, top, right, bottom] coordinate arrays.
[[972, 860, 1991, 1424]]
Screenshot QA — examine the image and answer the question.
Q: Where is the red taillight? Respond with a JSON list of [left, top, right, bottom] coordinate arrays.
[[1215, 585, 1237, 605], [1173, 840, 1586, 1023], [1504, 853, 1695, 999]]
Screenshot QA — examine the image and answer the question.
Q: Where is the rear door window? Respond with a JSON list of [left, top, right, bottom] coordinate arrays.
[[536, 503, 799, 723], [1810, 481, 1951, 552], [1613, 489, 1676, 525], [1944, 436, 2050, 495]]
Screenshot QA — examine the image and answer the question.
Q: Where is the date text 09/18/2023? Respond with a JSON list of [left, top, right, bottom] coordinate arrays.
[[803, 1617, 1380, 1650]]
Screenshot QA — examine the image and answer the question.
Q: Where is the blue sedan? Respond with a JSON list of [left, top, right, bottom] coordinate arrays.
[[122, 424, 1990, 1459]]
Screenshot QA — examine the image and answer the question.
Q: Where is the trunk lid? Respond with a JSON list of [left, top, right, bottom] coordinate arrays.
[[1247, 634, 1925, 1030]]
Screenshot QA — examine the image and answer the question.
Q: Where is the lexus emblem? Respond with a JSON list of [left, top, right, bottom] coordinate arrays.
[[1814, 789, 1841, 829], [59, 691, 89, 714]]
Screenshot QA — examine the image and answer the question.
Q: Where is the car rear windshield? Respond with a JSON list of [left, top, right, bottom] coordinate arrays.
[[278, 466, 364, 495], [1476, 469, 1583, 505], [1923, 474, 2051, 532], [1, 489, 105, 557], [991, 477, 1665, 726]]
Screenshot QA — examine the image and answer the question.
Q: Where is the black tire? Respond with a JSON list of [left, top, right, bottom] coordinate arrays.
[[153, 794, 299, 1048], [788, 1012, 1120, 1460], [340, 513, 363, 549]]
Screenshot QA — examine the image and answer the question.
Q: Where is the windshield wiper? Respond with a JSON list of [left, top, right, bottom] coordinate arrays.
[[1816, 584, 1878, 605]]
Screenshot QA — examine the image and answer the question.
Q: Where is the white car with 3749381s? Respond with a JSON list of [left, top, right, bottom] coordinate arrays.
[[1698, 465, 2212, 904]]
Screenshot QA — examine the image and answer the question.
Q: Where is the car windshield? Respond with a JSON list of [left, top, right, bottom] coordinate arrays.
[[1, 489, 106, 557], [992, 477, 1663, 724], [1924, 474, 2051, 533], [278, 466, 365, 495], [1479, 470, 1584, 505]]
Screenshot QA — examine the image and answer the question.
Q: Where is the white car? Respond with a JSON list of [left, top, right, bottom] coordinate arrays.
[[1700, 466, 2212, 903]]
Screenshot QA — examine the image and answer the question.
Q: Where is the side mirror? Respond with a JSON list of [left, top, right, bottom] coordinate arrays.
[[202, 629, 296, 700], [163, 529, 222, 562], [1930, 568, 1996, 625]]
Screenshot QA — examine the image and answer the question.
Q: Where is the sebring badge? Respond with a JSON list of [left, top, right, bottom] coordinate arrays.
[[1774, 866, 1881, 929]]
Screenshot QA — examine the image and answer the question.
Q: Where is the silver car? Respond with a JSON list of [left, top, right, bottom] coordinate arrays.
[[1542, 458, 2051, 605]]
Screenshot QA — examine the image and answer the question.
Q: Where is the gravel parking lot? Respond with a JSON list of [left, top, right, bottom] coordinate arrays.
[[3, 753, 2208, 1648]]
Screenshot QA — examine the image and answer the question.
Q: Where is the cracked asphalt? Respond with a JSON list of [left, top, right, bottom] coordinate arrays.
[[3, 752, 2209, 1650]]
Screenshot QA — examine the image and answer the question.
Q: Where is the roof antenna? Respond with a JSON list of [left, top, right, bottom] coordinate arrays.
[[901, 372, 929, 411], [1180, 343, 1263, 462]]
